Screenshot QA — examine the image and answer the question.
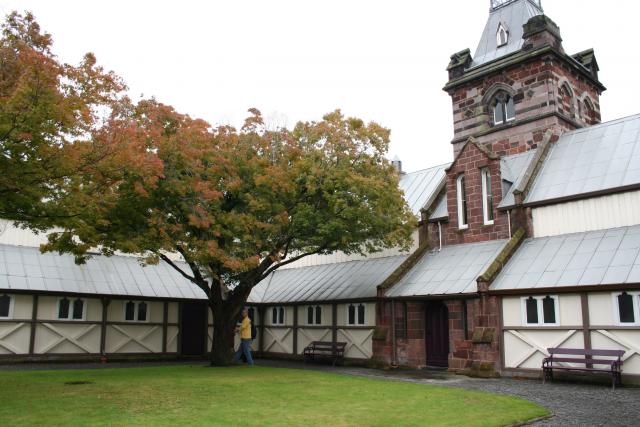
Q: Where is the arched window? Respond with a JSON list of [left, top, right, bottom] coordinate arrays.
[[481, 168, 494, 225], [583, 97, 597, 124], [272, 307, 278, 324], [137, 302, 147, 321], [72, 299, 84, 320], [357, 304, 365, 325], [348, 304, 356, 325], [456, 174, 468, 229], [307, 306, 314, 325], [315, 305, 322, 325], [278, 307, 285, 324], [0, 294, 12, 318], [492, 92, 515, 125], [559, 83, 574, 117], [496, 23, 509, 46], [58, 297, 70, 319], [125, 301, 136, 321], [617, 292, 635, 324]]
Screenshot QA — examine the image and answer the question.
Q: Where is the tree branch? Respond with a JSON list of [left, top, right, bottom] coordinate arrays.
[[258, 245, 327, 282], [159, 253, 208, 295]]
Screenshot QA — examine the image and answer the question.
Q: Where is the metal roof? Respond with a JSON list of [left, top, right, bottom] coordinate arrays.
[[491, 225, 640, 291], [429, 195, 448, 222], [399, 164, 450, 217], [249, 255, 407, 304], [498, 149, 537, 208], [472, 0, 543, 68], [386, 239, 508, 297], [525, 114, 640, 205], [0, 244, 206, 300]]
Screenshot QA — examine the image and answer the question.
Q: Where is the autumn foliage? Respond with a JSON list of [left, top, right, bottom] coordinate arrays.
[[1, 12, 416, 365]]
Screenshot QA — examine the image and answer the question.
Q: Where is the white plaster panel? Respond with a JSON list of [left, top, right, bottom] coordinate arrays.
[[589, 293, 615, 325], [297, 328, 332, 355], [337, 328, 374, 359], [502, 297, 522, 327], [503, 329, 583, 369], [532, 191, 640, 238], [591, 329, 640, 375], [559, 294, 582, 326], [34, 322, 101, 354], [10, 294, 33, 319], [166, 325, 179, 353], [0, 322, 30, 354], [263, 327, 293, 354], [168, 302, 179, 324], [105, 324, 163, 353]]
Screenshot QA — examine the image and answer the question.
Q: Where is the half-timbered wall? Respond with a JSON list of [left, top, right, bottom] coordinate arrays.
[[502, 292, 640, 376], [0, 293, 180, 359]]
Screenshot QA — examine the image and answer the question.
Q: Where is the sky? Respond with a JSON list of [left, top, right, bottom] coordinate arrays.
[[2, 0, 639, 173]]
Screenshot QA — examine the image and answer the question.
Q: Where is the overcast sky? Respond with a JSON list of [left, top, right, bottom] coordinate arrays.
[[2, 0, 639, 172]]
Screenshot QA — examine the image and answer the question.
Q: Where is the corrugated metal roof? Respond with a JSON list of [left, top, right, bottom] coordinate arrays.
[[0, 244, 206, 300], [525, 114, 640, 205], [472, 0, 543, 68], [492, 225, 640, 290], [429, 195, 448, 221], [386, 240, 508, 297], [249, 255, 407, 304], [498, 149, 537, 209], [399, 164, 450, 217]]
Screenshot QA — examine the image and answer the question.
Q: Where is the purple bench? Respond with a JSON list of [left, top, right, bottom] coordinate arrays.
[[542, 347, 625, 390]]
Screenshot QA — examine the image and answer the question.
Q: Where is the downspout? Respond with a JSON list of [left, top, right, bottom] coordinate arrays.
[[507, 210, 512, 239], [438, 221, 443, 251], [391, 299, 397, 367]]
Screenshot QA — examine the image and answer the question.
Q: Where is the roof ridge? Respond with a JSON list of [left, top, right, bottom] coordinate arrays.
[[560, 113, 640, 137], [403, 161, 452, 175]]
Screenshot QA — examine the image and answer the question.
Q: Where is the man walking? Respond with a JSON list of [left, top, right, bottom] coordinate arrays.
[[233, 307, 254, 366]]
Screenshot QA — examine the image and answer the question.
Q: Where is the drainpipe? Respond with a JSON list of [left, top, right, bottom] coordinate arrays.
[[507, 210, 512, 239], [438, 221, 443, 251], [391, 299, 397, 367]]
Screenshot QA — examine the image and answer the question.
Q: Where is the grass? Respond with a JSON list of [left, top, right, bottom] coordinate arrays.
[[0, 365, 547, 426]]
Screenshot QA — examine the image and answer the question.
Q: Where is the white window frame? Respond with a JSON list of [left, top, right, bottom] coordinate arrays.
[[612, 291, 640, 326], [306, 305, 322, 325], [56, 297, 86, 321], [271, 306, 286, 326], [521, 295, 559, 327], [0, 294, 14, 320], [496, 23, 509, 47], [456, 174, 469, 230], [122, 300, 150, 323], [481, 168, 494, 225], [347, 303, 366, 326]]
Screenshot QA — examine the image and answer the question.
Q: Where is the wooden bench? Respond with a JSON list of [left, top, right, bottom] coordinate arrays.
[[303, 341, 347, 366], [542, 347, 625, 390]]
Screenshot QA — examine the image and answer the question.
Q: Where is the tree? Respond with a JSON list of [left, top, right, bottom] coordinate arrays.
[[43, 101, 416, 365], [0, 11, 128, 226]]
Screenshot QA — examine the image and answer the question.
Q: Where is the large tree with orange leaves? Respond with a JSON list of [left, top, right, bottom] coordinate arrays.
[[4, 12, 415, 365]]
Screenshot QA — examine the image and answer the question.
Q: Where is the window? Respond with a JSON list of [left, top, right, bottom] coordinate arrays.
[[481, 168, 494, 225], [347, 304, 366, 326], [496, 23, 508, 46], [123, 301, 149, 322], [57, 297, 85, 320], [306, 305, 322, 325], [493, 93, 515, 125], [0, 294, 13, 319], [456, 174, 468, 229], [271, 306, 285, 325], [613, 292, 640, 326], [522, 296, 559, 326]]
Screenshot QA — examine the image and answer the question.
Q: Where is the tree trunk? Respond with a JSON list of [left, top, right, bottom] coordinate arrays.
[[209, 298, 246, 366]]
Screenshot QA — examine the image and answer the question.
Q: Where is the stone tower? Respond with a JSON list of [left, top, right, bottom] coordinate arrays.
[[444, 0, 605, 157]]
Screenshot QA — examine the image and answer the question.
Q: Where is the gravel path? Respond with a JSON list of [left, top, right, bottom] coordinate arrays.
[[2, 359, 638, 426]]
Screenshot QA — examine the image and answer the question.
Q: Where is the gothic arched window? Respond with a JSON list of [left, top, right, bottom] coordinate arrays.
[[497, 23, 509, 47], [492, 92, 515, 125]]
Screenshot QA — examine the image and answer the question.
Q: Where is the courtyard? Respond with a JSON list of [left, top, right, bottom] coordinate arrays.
[[0, 363, 547, 426]]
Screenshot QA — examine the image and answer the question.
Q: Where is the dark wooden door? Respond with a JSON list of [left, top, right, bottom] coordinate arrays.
[[425, 302, 449, 368], [180, 302, 207, 356]]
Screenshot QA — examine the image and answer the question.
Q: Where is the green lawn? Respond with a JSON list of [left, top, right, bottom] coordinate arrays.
[[0, 365, 547, 426]]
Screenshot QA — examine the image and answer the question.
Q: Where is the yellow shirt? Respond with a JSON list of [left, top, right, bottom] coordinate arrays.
[[240, 316, 252, 340]]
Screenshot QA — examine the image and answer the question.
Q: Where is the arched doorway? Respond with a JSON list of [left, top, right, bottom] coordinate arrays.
[[425, 301, 449, 368]]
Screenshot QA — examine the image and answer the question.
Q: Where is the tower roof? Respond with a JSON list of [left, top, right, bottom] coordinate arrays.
[[473, 0, 544, 68]]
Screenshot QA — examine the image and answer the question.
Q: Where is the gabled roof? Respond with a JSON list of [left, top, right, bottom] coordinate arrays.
[[491, 225, 640, 291], [385, 239, 508, 297], [472, 0, 544, 68], [0, 244, 205, 300], [399, 163, 450, 217], [249, 255, 407, 304], [498, 149, 537, 208], [524, 114, 640, 206]]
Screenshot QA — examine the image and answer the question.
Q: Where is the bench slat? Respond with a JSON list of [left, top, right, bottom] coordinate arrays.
[[547, 357, 619, 365], [548, 348, 625, 357]]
